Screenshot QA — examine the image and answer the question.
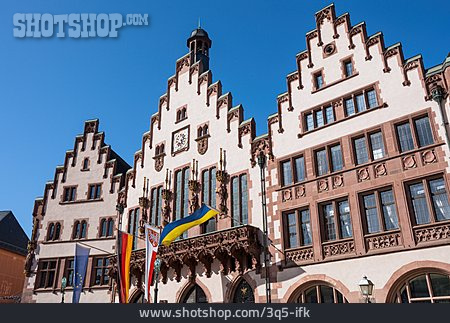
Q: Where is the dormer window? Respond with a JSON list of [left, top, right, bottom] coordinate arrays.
[[315, 72, 324, 90]]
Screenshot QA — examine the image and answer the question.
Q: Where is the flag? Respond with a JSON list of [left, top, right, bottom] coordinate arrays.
[[117, 230, 133, 303], [159, 204, 218, 246], [145, 224, 160, 302], [72, 243, 90, 303]]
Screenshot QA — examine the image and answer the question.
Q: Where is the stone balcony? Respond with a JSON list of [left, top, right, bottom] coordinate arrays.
[[126, 225, 264, 285]]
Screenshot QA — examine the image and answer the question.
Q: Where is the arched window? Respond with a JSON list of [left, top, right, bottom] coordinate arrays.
[[73, 221, 81, 239], [232, 279, 255, 303], [181, 284, 208, 303], [100, 219, 106, 237], [203, 125, 208, 135], [80, 221, 87, 238], [198, 127, 203, 138], [47, 223, 55, 241], [392, 272, 450, 303], [82, 158, 89, 170], [160, 144, 164, 153], [54, 223, 61, 240], [107, 218, 114, 237], [296, 284, 347, 303], [155, 146, 160, 156]]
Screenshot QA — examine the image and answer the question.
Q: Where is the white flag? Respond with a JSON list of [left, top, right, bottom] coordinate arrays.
[[145, 224, 160, 302]]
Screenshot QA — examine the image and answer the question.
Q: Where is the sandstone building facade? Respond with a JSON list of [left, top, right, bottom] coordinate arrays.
[[23, 4, 450, 303]]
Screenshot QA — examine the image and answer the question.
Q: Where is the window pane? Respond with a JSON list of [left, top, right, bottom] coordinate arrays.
[[100, 220, 106, 237], [211, 168, 217, 209], [429, 178, 450, 221], [320, 286, 334, 303], [183, 168, 190, 218], [306, 113, 314, 131], [345, 98, 355, 116], [409, 183, 431, 224], [286, 212, 298, 248], [71, 188, 76, 201], [232, 177, 239, 227], [409, 275, 430, 298], [325, 106, 334, 123], [157, 187, 163, 226], [315, 110, 324, 127], [316, 74, 323, 89], [345, 61, 353, 77], [322, 203, 336, 241], [151, 188, 157, 225], [281, 161, 293, 186], [175, 171, 182, 220], [241, 175, 249, 224], [300, 209, 312, 246], [396, 123, 415, 152], [316, 149, 328, 176], [430, 274, 450, 297], [369, 132, 385, 160], [305, 287, 318, 303], [294, 157, 305, 182], [355, 94, 366, 112], [202, 170, 210, 204], [330, 145, 343, 172], [414, 117, 434, 147], [363, 194, 380, 233], [380, 190, 399, 230], [354, 137, 369, 165], [339, 200, 352, 238], [367, 90, 378, 108]]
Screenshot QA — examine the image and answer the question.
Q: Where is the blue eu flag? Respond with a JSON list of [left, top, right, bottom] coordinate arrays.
[[72, 244, 90, 303]]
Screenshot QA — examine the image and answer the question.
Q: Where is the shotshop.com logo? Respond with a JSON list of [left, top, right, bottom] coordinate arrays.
[[13, 13, 149, 38]]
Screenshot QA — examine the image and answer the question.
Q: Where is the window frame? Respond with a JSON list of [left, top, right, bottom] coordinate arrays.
[[201, 166, 217, 234], [343, 87, 379, 117], [313, 142, 344, 177], [394, 113, 435, 153], [282, 207, 313, 250], [88, 183, 102, 200], [35, 259, 58, 290], [230, 173, 249, 227], [351, 129, 387, 165], [91, 257, 111, 287], [150, 185, 163, 227], [303, 105, 335, 132], [280, 154, 306, 187], [319, 197, 353, 242], [62, 186, 77, 202]]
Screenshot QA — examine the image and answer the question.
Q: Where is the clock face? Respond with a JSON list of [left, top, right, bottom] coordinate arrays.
[[172, 127, 189, 154]]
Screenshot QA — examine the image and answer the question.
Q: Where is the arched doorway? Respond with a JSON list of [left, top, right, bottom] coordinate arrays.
[[181, 284, 208, 303], [289, 282, 348, 303], [232, 279, 255, 303], [389, 272, 450, 303]]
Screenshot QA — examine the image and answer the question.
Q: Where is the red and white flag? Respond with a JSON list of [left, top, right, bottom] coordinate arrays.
[[145, 224, 160, 302]]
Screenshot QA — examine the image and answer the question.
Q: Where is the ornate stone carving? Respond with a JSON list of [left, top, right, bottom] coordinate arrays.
[[315, 7, 332, 25], [357, 167, 370, 182], [323, 240, 355, 258], [282, 188, 292, 202], [402, 155, 417, 170], [366, 232, 401, 250], [332, 175, 344, 188], [216, 170, 229, 214], [374, 163, 387, 177], [161, 189, 173, 226], [250, 137, 274, 167], [286, 247, 314, 263], [295, 185, 306, 198], [188, 180, 201, 214], [414, 224, 450, 243], [176, 55, 190, 72], [153, 154, 164, 172], [317, 178, 329, 193], [194, 134, 209, 155], [421, 149, 437, 164]]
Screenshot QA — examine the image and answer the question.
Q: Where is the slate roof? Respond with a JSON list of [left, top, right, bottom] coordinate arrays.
[[0, 211, 29, 256]]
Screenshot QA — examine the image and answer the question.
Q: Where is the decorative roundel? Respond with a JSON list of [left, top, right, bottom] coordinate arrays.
[[323, 43, 336, 56]]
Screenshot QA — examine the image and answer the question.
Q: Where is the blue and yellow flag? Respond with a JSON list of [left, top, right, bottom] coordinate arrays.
[[72, 243, 90, 303], [160, 204, 218, 246]]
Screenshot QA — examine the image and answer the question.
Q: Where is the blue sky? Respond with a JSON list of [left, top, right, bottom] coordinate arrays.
[[1, 0, 449, 236]]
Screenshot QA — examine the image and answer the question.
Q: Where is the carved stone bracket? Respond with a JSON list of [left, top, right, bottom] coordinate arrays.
[[188, 180, 201, 214], [161, 189, 173, 226], [216, 170, 229, 214]]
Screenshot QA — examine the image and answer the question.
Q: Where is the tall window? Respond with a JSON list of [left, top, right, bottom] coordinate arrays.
[[63, 186, 76, 202], [345, 98, 355, 116], [231, 174, 249, 226], [128, 209, 140, 249], [304, 106, 335, 131], [396, 116, 434, 152], [47, 222, 61, 241], [181, 284, 208, 303], [150, 186, 163, 227], [88, 184, 102, 200], [82, 158, 89, 170], [306, 113, 314, 131], [37, 260, 57, 289], [394, 273, 450, 303], [407, 177, 450, 225], [344, 60, 353, 77], [315, 144, 343, 176], [315, 72, 324, 90], [65, 259, 75, 287], [280, 155, 305, 187], [353, 131, 386, 165], [360, 188, 399, 234], [297, 285, 347, 303], [201, 167, 217, 233], [321, 199, 352, 241], [174, 168, 190, 238], [355, 94, 366, 112], [367, 90, 377, 108], [284, 208, 312, 249], [100, 218, 114, 237], [92, 257, 110, 286], [73, 220, 87, 239], [353, 137, 369, 165], [315, 110, 324, 127], [325, 106, 334, 123]]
